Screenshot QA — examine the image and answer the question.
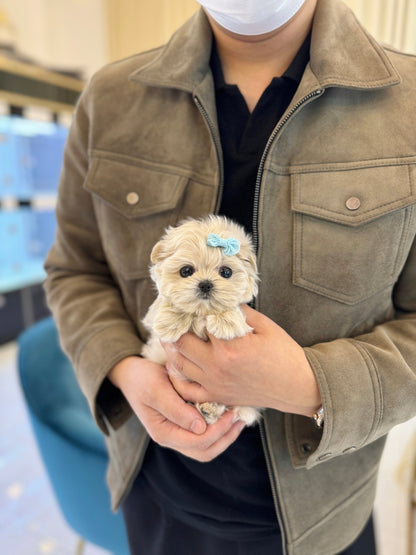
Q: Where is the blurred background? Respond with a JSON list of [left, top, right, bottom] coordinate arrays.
[[0, 1, 415, 554]]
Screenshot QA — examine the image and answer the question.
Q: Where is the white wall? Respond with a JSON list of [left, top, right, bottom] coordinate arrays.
[[343, 0, 416, 53], [1, 0, 415, 81], [0, 0, 108, 78]]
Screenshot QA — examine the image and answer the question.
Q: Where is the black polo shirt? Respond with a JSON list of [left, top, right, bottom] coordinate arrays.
[[216, 35, 310, 233], [140, 35, 310, 541]]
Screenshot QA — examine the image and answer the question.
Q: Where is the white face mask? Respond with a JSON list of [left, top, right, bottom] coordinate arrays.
[[197, 0, 307, 36]]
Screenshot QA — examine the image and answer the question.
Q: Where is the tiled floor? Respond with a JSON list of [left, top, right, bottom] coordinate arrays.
[[0, 341, 109, 555], [0, 339, 415, 555]]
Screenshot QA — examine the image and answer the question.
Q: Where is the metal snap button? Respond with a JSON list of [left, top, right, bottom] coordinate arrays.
[[345, 197, 361, 211], [126, 192, 140, 205], [342, 447, 357, 454], [318, 452, 332, 461]]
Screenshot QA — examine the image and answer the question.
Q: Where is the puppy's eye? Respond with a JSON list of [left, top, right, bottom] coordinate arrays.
[[219, 266, 232, 279], [179, 265, 195, 278]]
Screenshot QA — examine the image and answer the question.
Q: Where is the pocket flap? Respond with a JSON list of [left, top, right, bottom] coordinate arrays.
[[292, 162, 416, 226], [84, 156, 187, 219]]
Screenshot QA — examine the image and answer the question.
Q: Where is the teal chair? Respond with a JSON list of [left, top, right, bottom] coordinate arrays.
[[18, 317, 129, 555]]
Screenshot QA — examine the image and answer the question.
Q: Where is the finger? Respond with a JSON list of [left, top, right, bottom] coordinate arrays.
[[175, 408, 236, 451], [143, 408, 207, 447], [189, 409, 237, 448], [164, 340, 209, 385], [167, 365, 210, 404], [187, 419, 246, 462], [146, 406, 244, 459], [173, 332, 211, 369], [145, 377, 207, 436], [152, 405, 236, 452], [162, 340, 197, 377]]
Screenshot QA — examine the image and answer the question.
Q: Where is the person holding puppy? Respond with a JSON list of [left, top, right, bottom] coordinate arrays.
[[44, 0, 416, 553]]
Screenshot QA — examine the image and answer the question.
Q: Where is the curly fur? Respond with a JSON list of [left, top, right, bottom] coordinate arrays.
[[141, 215, 262, 426]]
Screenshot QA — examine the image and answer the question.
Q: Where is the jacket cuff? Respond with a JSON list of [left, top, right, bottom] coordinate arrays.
[[289, 339, 379, 467], [75, 325, 144, 434]]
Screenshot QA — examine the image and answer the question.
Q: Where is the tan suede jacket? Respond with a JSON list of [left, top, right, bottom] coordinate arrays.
[[44, 0, 416, 553]]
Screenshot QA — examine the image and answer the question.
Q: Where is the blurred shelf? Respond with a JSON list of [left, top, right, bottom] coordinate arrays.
[[0, 55, 80, 342], [0, 52, 84, 113]]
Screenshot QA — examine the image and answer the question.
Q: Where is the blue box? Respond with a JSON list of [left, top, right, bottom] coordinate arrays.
[[26, 210, 57, 261], [0, 116, 68, 199], [0, 211, 28, 288], [29, 126, 67, 193], [0, 120, 32, 199]]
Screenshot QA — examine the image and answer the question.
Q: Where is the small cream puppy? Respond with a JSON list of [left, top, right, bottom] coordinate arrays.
[[141, 215, 262, 426]]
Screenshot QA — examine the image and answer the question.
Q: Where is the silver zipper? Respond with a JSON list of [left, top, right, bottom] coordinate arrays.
[[193, 95, 224, 213], [252, 88, 325, 253], [195, 87, 326, 553], [254, 87, 325, 554], [259, 420, 288, 554]]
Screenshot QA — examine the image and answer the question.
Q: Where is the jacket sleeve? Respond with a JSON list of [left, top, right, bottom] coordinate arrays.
[[288, 236, 416, 468], [44, 81, 142, 434]]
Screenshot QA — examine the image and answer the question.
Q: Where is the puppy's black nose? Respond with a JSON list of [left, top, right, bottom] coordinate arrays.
[[198, 280, 213, 295]]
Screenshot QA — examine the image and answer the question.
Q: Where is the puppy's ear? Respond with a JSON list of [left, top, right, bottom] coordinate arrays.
[[244, 250, 257, 273], [239, 243, 257, 273], [239, 244, 259, 300], [150, 240, 166, 264]]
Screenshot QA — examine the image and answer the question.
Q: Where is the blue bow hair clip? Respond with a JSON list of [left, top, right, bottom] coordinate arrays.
[[206, 233, 241, 256]]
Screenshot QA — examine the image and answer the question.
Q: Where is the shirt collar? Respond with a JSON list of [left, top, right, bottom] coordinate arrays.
[[130, 1, 399, 94], [210, 32, 311, 92]]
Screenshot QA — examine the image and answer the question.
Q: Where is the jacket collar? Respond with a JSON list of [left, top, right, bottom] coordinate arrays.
[[129, 9, 213, 92], [310, 0, 400, 89], [129, 0, 400, 93]]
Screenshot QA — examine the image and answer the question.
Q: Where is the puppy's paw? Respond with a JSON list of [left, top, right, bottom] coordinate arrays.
[[152, 323, 182, 343], [232, 406, 262, 426], [196, 401, 227, 424], [153, 312, 193, 343], [206, 312, 252, 340]]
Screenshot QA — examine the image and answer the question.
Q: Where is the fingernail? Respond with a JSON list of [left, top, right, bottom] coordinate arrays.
[[164, 343, 176, 354], [191, 419, 206, 434]]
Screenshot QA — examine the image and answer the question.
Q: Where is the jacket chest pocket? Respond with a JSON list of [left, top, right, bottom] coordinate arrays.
[[291, 161, 416, 305], [84, 156, 188, 279]]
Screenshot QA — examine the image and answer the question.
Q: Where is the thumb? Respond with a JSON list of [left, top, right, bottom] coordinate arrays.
[[168, 364, 210, 405], [157, 383, 207, 435]]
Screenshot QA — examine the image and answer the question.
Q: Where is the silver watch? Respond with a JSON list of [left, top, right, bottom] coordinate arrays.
[[312, 406, 324, 428]]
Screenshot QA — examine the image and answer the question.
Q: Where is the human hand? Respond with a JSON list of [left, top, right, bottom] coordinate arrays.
[[108, 356, 246, 461], [163, 305, 321, 417]]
